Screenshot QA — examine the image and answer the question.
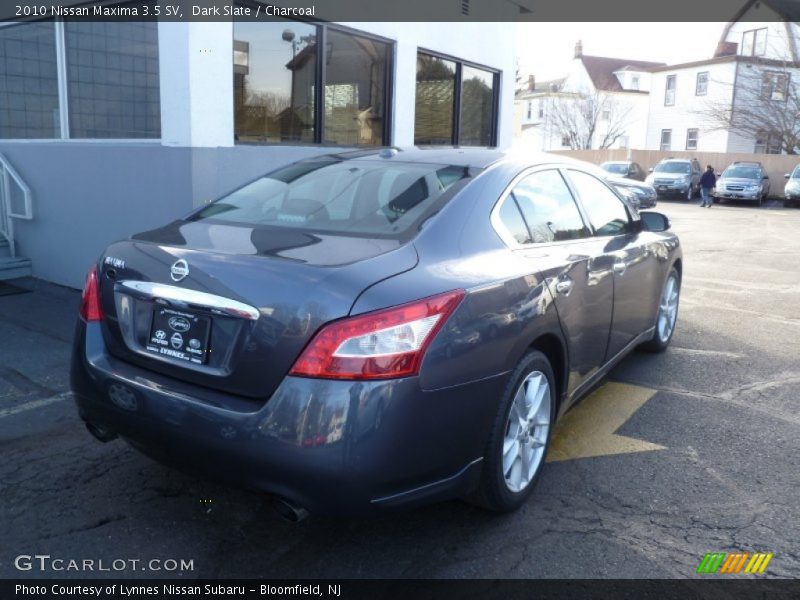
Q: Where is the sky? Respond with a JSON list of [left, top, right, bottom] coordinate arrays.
[[516, 22, 727, 82]]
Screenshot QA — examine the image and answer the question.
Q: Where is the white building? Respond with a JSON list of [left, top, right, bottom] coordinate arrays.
[[515, 42, 663, 151], [0, 11, 518, 287], [645, 1, 799, 153]]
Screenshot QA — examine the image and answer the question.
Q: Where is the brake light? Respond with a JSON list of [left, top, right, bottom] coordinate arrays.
[[289, 289, 465, 380], [79, 265, 104, 322]]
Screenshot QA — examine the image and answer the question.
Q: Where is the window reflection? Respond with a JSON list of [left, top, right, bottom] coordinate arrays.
[[414, 52, 496, 147], [414, 54, 455, 145], [459, 65, 494, 146], [323, 30, 388, 146], [233, 20, 317, 143]]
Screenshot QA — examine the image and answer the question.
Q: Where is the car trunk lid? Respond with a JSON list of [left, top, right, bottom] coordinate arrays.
[[97, 220, 418, 399]]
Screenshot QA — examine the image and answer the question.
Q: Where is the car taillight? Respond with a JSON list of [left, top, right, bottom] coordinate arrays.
[[79, 265, 104, 322], [289, 289, 465, 380]]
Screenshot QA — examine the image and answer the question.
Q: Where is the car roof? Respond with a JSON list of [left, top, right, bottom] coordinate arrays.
[[315, 147, 509, 169], [658, 158, 694, 163], [729, 161, 762, 168], [601, 160, 632, 165]]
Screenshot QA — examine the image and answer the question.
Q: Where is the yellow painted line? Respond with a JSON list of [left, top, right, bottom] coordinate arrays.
[[547, 381, 666, 462], [747, 553, 766, 573], [758, 553, 774, 574]]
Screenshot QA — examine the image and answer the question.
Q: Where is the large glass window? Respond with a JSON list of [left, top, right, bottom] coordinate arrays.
[[567, 170, 631, 237], [233, 21, 391, 146], [0, 19, 160, 140], [414, 54, 456, 145], [65, 22, 160, 138], [323, 29, 389, 145], [459, 65, 494, 146], [414, 52, 497, 147], [0, 21, 59, 139], [510, 170, 590, 244], [233, 21, 316, 143]]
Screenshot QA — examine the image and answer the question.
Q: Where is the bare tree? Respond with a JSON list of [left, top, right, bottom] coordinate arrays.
[[696, 54, 800, 154], [545, 89, 633, 150]]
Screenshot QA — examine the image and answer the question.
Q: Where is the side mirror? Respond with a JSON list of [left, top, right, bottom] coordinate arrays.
[[648, 167, 654, 173], [640, 211, 671, 233], [785, 173, 791, 179], [763, 174, 769, 180]]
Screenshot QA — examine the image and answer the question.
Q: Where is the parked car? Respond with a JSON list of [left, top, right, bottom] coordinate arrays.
[[71, 149, 682, 517], [600, 160, 647, 181], [607, 176, 658, 209], [783, 165, 800, 208], [714, 161, 770, 206], [645, 158, 702, 200]]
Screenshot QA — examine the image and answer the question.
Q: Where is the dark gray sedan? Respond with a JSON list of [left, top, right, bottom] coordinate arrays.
[[71, 148, 682, 517]]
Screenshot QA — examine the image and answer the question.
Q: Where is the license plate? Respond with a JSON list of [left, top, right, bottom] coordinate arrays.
[[658, 186, 667, 191], [146, 308, 210, 364]]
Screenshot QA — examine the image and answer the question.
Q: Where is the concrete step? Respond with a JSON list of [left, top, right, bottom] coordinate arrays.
[[0, 256, 31, 280], [0, 238, 9, 258]]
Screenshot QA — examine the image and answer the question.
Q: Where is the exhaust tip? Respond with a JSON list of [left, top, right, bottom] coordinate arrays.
[[272, 497, 309, 523], [85, 422, 118, 443]]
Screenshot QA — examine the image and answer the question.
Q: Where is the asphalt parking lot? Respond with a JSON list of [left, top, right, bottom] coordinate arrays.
[[2, 199, 799, 579]]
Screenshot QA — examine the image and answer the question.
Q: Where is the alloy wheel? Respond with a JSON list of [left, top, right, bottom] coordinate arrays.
[[502, 371, 551, 493], [657, 273, 680, 343]]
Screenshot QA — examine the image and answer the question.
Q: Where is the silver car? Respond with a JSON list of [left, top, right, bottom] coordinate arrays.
[[715, 161, 770, 206], [784, 165, 800, 208], [645, 158, 702, 200]]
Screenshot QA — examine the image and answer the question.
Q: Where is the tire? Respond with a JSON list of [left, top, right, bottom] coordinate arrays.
[[470, 350, 556, 512], [686, 186, 693, 201], [639, 267, 681, 353]]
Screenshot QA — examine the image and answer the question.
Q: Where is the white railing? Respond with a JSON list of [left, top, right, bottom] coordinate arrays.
[[0, 153, 33, 258]]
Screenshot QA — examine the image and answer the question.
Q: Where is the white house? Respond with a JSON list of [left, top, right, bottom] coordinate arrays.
[[515, 42, 662, 151], [0, 9, 518, 287], [645, 1, 800, 153]]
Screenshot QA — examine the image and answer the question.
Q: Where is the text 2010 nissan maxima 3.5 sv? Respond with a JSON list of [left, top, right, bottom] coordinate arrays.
[[71, 148, 681, 517]]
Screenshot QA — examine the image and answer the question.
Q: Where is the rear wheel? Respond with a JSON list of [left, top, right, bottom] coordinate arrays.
[[639, 267, 680, 353], [471, 351, 555, 512]]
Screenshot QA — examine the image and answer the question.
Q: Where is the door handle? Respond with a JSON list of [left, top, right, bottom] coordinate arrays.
[[613, 260, 627, 276], [555, 278, 573, 295]]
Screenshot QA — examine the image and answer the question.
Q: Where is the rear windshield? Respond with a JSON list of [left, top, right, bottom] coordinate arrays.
[[189, 159, 472, 238], [601, 163, 628, 175], [654, 162, 690, 174], [723, 166, 760, 179]]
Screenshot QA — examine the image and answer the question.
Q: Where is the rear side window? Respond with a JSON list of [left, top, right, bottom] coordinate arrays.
[[511, 169, 590, 243], [496, 197, 532, 244], [567, 170, 631, 237], [190, 159, 472, 239]]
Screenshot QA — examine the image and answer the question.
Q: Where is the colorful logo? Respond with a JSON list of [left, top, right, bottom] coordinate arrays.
[[696, 552, 773, 575]]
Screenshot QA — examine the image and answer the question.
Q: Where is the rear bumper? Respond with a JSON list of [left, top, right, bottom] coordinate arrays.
[[70, 321, 504, 515]]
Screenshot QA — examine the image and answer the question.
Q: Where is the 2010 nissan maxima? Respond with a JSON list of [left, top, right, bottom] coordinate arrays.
[[71, 148, 682, 517]]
